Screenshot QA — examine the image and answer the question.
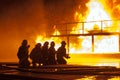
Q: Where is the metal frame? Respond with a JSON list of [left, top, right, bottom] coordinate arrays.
[[49, 20, 120, 53]]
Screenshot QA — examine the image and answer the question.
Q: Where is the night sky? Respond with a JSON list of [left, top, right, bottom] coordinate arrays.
[[0, 0, 119, 62]]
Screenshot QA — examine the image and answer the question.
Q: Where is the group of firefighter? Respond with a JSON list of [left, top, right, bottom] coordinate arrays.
[[17, 39, 70, 68]]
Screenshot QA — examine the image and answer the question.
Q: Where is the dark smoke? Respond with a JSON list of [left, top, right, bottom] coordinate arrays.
[[0, 0, 89, 62], [0, 0, 46, 61], [43, 0, 89, 23]]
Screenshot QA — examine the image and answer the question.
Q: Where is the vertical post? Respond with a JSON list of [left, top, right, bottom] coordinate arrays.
[[67, 36, 69, 54], [66, 23, 69, 54], [82, 22, 84, 34], [119, 34, 120, 52], [92, 35, 94, 52], [101, 21, 103, 32]]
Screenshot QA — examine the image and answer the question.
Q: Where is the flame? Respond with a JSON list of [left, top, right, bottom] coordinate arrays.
[[70, 0, 119, 53], [35, 29, 62, 50], [85, 0, 112, 31], [35, 0, 119, 53], [34, 0, 120, 67], [94, 35, 119, 53]]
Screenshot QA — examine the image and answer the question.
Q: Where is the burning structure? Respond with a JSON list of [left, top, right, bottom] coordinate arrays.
[[1, 1, 120, 79], [36, 0, 120, 53], [35, 0, 120, 67], [0, 0, 120, 67]]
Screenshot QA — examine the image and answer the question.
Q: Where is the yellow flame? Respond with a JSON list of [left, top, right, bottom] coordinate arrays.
[[85, 0, 112, 31], [36, 0, 119, 54], [35, 30, 62, 50], [70, 0, 119, 53], [94, 35, 119, 53]]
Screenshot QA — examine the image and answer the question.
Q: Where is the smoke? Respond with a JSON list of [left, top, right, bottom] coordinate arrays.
[[0, 0, 89, 62], [2, 0, 119, 61], [43, 0, 89, 23], [0, 0, 46, 61]]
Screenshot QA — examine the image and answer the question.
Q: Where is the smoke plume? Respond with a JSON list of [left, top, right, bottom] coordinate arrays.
[[0, 0, 89, 62]]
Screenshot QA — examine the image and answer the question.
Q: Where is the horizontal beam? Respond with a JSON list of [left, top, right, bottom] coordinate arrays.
[[50, 32, 120, 37]]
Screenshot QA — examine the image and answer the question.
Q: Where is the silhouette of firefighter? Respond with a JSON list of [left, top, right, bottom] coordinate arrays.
[[56, 41, 70, 64], [47, 41, 57, 65], [41, 41, 49, 65], [17, 39, 30, 68], [30, 43, 42, 67]]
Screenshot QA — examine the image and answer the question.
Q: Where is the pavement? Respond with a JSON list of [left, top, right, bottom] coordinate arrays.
[[0, 64, 120, 80]]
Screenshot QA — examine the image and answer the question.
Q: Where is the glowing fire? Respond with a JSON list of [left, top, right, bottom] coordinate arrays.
[[85, 0, 112, 31], [36, 0, 119, 54], [34, 0, 120, 67], [69, 0, 119, 53], [35, 29, 62, 50]]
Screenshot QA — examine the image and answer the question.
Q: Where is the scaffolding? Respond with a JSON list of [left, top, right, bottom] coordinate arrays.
[[48, 20, 120, 53]]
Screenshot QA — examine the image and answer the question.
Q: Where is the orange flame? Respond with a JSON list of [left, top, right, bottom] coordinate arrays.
[[35, 29, 62, 50], [70, 0, 119, 53], [85, 0, 112, 31], [36, 0, 119, 54]]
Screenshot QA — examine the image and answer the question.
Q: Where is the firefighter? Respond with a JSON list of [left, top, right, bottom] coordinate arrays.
[[41, 41, 49, 65], [17, 39, 30, 68], [47, 41, 57, 65], [30, 43, 42, 67], [56, 41, 70, 64]]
